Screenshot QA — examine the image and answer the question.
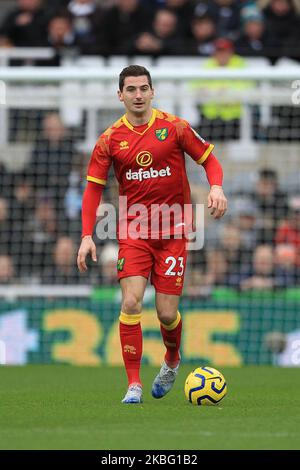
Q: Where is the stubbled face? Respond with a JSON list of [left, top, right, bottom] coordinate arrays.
[[253, 245, 274, 275], [154, 11, 177, 38], [117, 0, 138, 13], [48, 18, 72, 44], [118, 75, 154, 116], [215, 48, 233, 66], [216, 0, 234, 6], [192, 19, 216, 41], [75, 0, 95, 4], [206, 250, 227, 277], [166, 0, 187, 7], [271, 0, 291, 16], [43, 113, 65, 141], [275, 244, 297, 268], [0, 256, 14, 282], [18, 0, 41, 11], [256, 178, 277, 198], [222, 225, 242, 251], [54, 237, 75, 267], [244, 20, 264, 39], [238, 214, 256, 230], [0, 198, 8, 221]]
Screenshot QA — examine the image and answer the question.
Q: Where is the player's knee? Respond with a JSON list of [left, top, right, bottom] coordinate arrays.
[[122, 294, 142, 314], [157, 310, 177, 326]]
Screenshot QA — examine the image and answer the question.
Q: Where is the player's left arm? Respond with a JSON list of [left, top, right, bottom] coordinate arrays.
[[178, 121, 227, 219], [202, 153, 227, 219]]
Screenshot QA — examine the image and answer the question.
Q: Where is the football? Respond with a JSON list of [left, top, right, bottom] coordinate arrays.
[[184, 366, 227, 406]]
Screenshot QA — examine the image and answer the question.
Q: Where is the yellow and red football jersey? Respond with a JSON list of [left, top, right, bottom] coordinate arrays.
[[87, 108, 214, 238]]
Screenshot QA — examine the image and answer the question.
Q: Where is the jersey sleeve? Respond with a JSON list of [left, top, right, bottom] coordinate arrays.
[[176, 120, 214, 165], [86, 134, 112, 186]]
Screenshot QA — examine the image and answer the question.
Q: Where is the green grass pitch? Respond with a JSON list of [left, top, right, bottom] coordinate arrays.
[[1, 365, 299, 450]]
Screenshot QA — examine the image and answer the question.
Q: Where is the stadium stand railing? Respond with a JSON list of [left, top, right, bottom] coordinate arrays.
[[0, 47, 55, 66]]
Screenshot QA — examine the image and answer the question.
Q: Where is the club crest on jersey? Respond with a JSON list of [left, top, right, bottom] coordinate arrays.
[[117, 258, 125, 271], [155, 128, 168, 141]]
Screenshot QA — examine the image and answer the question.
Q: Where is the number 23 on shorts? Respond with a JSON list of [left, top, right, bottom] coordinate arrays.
[[164, 256, 185, 277]]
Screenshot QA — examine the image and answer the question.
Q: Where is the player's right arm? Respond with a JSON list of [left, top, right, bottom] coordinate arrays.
[[77, 135, 112, 273], [77, 181, 102, 272]]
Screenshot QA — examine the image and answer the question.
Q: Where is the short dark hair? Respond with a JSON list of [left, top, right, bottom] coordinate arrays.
[[119, 65, 152, 91], [259, 168, 278, 181]]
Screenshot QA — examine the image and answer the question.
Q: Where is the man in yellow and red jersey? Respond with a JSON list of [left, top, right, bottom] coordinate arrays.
[[77, 65, 227, 404]]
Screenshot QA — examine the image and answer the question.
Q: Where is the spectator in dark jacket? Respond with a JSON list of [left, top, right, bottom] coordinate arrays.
[[252, 168, 289, 245], [9, 175, 35, 264], [239, 244, 276, 291], [23, 197, 58, 280], [0, 0, 48, 47], [274, 244, 300, 288], [131, 9, 184, 56], [42, 14, 78, 65], [194, 0, 241, 40], [66, 0, 105, 55], [235, 7, 272, 58], [0, 255, 15, 284], [263, 0, 300, 61], [0, 163, 14, 200], [26, 112, 75, 216], [100, 0, 153, 55], [275, 197, 300, 267], [42, 235, 86, 284], [239, 243, 300, 290], [0, 198, 10, 256], [185, 14, 217, 56], [164, 0, 195, 38]]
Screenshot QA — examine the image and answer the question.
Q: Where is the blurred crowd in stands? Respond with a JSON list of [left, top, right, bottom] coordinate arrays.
[[0, 0, 299, 63], [0, 1, 299, 291], [0, 111, 300, 291], [187, 169, 300, 297]]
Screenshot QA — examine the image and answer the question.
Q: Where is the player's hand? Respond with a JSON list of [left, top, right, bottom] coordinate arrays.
[[207, 185, 227, 219], [77, 236, 97, 273]]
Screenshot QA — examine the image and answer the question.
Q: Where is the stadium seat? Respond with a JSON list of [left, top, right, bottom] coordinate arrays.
[[83, 82, 106, 107], [74, 56, 106, 68], [154, 81, 177, 115], [154, 56, 206, 70], [131, 56, 154, 68], [222, 171, 257, 196], [106, 56, 129, 68], [0, 143, 32, 171], [60, 82, 83, 126], [275, 57, 300, 68], [244, 57, 270, 68], [282, 172, 300, 193]]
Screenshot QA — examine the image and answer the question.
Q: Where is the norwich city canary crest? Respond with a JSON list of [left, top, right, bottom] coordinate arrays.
[[117, 258, 125, 271], [155, 128, 168, 141]]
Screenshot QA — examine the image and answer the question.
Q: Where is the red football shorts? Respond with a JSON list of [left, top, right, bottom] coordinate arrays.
[[117, 237, 188, 295]]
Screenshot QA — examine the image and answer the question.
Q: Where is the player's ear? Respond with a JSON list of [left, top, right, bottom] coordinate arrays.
[[117, 90, 123, 102], [151, 88, 154, 100]]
